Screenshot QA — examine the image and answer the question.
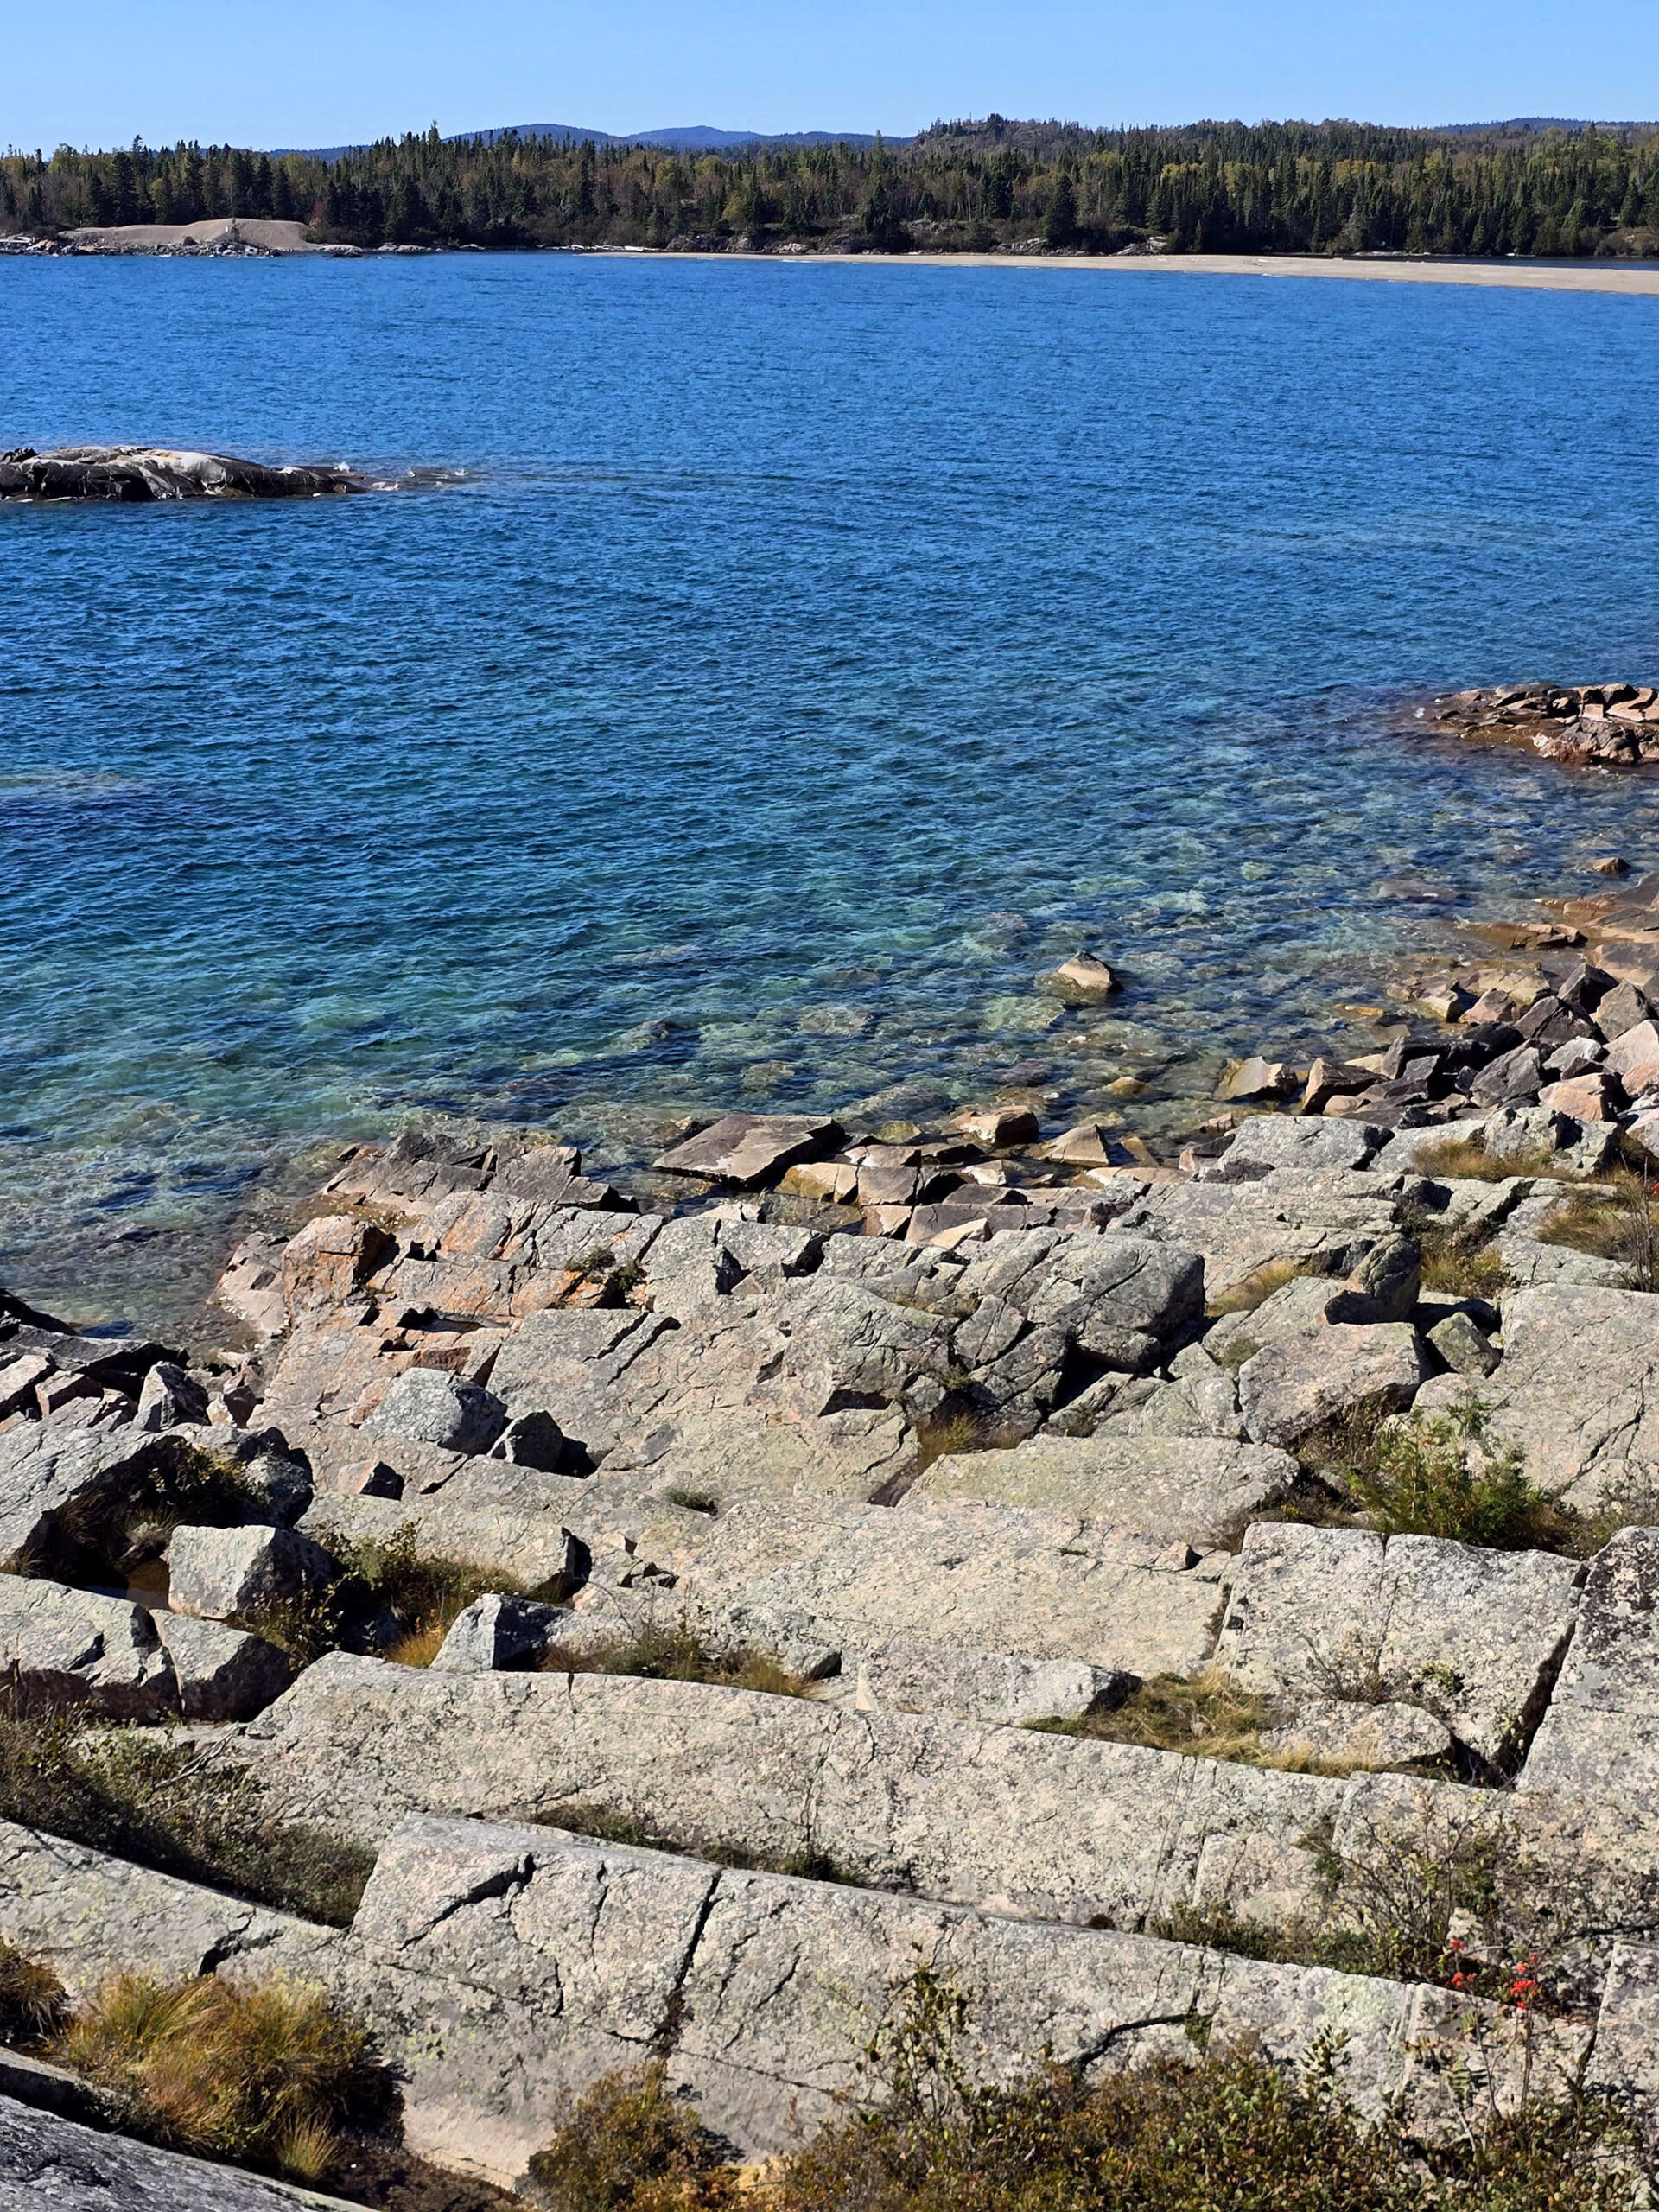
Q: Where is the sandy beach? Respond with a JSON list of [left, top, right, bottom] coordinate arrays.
[[672, 247, 1659, 296]]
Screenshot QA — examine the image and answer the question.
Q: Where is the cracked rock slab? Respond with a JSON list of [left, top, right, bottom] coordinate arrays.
[[907, 1433, 1295, 1549]]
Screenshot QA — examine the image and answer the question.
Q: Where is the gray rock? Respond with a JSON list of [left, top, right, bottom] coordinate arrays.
[[0, 444, 366, 502], [1349, 1235, 1421, 1322], [235, 1444, 315, 1527], [243, 1652, 1342, 1933], [430, 1592, 566, 1673], [909, 1433, 1295, 1549], [1203, 1276, 1382, 1367], [365, 1365, 507, 1455], [0, 1351, 53, 1420], [0, 1572, 175, 1719], [488, 1408, 566, 1471], [166, 1523, 337, 1624], [1427, 1309, 1500, 1377], [1113, 1179, 1400, 1308], [825, 1640, 1132, 1726], [1465, 1286, 1659, 1512], [0, 1423, 175, 1572], [678, 1492, 1225, 1676], [1089, 1341, 1247, 1441], [149, 1611, 292, 1721], [1237, 1324, 1428, 1449], [133, 1361, 209, 1433], [1261, 1696, 1452, 1770], [0, 2094, 345, 2209], [1201, 1116, 1388, 1182], [1217, 1522, 1582, 1766], [655, 1112, 843, 1186]]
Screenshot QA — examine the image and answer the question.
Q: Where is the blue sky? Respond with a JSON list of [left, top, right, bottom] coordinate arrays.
[[5, 1, 1657, 152]]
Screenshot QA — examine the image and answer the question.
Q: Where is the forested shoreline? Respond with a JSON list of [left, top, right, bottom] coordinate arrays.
[[3, 114, 1659, 258]]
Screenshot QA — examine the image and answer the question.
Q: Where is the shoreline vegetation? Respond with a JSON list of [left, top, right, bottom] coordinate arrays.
[[3, 116, 1659, 270]]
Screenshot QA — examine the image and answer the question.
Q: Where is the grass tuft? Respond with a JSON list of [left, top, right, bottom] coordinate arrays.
[[260, 1521, 543, 1669], [1029, 1667, 1357, 1776], [1537, 1172, 1659, 1290], [542, 1620, 813, 1700], [55, 1971, 393, 2182], [1412, 1134, 1566, 1184], [0, 1936, 67, 2042], [1205, 1257, 1318, 1319]]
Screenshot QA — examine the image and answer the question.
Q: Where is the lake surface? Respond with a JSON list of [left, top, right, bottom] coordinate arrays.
[[3, 253, 1658, 1327]]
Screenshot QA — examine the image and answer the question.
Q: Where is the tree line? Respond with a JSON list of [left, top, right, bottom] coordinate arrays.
[[3, 115, 1658, 258]]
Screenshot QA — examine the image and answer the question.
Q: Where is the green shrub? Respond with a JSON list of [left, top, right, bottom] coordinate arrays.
[[523, 2059, 738, 2211], [1347, 1402, 1581, 1554], [57, 1971, 392, 2183], [0, 1710, 371, 1927]]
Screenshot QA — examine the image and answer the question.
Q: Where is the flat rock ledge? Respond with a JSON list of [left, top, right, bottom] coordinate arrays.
[[0, 446, 367, 502]]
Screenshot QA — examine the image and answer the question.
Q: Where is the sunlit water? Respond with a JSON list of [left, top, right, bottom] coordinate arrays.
[[3, 253, 1657, 1327]]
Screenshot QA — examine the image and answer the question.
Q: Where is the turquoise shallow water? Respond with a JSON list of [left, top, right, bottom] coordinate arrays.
[[2, 254, 1658, 1325]]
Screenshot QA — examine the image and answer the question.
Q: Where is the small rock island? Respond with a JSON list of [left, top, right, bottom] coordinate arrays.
[[0, 444, 367, 501]]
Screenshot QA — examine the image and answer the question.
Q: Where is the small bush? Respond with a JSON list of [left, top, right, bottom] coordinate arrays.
[[755, 1968, 1633, 2212], [523, 2059, 738, 2212], [0, 1709, 372, 1927], [1348, 1402, 1584, 1554], [57, 1971, 393, 2182], [0, 1936, 67, 2042], [275, 1521, 543, 1667], [542, 1620, 812, 1700]]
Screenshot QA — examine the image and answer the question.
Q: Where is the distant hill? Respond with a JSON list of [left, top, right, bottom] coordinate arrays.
[[280, 124, 890, 161], [1437, 116, 1659, 134]]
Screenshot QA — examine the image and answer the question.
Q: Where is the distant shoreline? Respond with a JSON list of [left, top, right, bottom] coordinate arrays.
[[15, 218, 1659, 295], [616, 249, 1659, 296]]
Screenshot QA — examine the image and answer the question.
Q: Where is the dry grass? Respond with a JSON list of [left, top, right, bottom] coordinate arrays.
[[55, 1971, 393, 2182], [1205, 1256, 1316, 1319], [0, 1936, 67, 2042], [541, 1619, 814, 1700], [1537, 1172, 1659, 1290], [531, 1969, 1635, 2212], [0, 1708, 372, 1928], [1412, 1133, 1566, 1183], [1029, 1667, 1356, 1777], [267, 1521, 543, 1669]]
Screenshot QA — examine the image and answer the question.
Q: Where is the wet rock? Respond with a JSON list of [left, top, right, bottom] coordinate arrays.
[[952, 1104, 1041, 1147], [0, 444, 367, 501], [655, 1112, 843, 1186], [1216, 1057, 1293, 1103], [1041, 953, 1121, 998], [166, 1523, 337, 1623], [365, 1365, 507, 1455], [1237, 1324, 1428, 1449]]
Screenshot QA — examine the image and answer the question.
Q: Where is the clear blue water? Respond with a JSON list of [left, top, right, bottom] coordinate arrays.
[[3, 254, 1658, 1325]]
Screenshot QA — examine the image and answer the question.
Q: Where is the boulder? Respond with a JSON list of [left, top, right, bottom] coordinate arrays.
[[132, 1361, 209, 1433], [1348, 1235, 1421, 1322], [489, 1408, 566, 1471], [1426, 1309, 1500, 1377], [209, 1234, 289, 1341], [1113, 1179, 1399, 1307], [1461, 1286, 1659, 1510], [1236, 1325, 1428, 1449], [279, 1212, 395, 1319], [166, 1523, 337, 1623], [365, 1365, 506, 1455], [1041, 954, 1120, 998], [1216, 1058, 1292, 1103], [952, 1105, 1041, 1147], [430, 1592, 566, 1673], [909, 1433, 1295, 1549], [0, 1423, 177, 1573], [149, 1611, 292, 1721], [0, 444, 366, 502], [0, 1572, 175, 1718], [1088, 1340, 1247, 1441], [1202, 1116, 1387, 1181], [654, 1113, 843, 1186], [1593, 984, 1656, 1042]]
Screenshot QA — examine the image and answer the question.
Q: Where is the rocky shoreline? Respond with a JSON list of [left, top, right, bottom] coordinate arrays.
[[10, 874, 1659, 2197], [1416, 680, 1659, 765]]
